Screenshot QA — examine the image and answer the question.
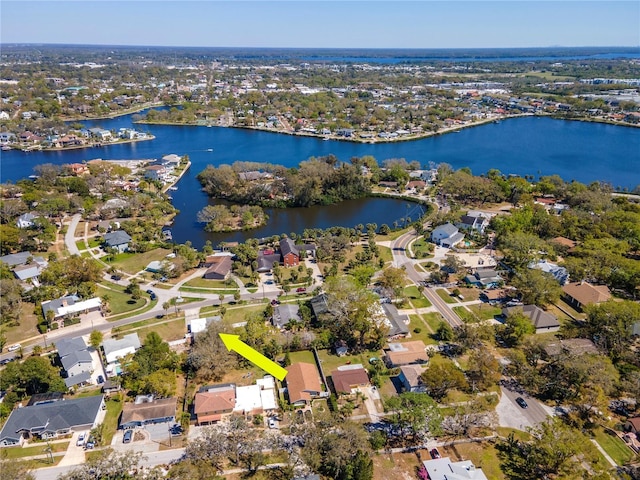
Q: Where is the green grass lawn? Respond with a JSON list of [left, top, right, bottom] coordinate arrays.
[[109, 248, 171, 274], [423, 312, 447, 332], [554, 299, 587, 320], [223, 304, 267, 326], [436, 288, 458, 304], [316, 348, 381, 373], [75, 240, 86, 250], [184, 277, 238, 289], [102, 396, 124, 446], [88, 237, 102, 248], [404, 287, 432, 309], [377, 245, 393, 264], [97, 286, 146, 316], [411, 237, 434, 259], [593, 427, 635, 466], [453, 306, 478, 323], [133, 318, 186, 342], [0, 441, 70, 459], [382, 227, 411, 241], [468, 303, 502, 320], [408, 315, 438, 344], [443, 442, 505, 480]]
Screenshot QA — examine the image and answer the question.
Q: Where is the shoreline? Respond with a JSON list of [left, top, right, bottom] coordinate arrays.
[[60, 102, 165, 122], [42, 135, 155, 152], [134, 112, 639, 144]]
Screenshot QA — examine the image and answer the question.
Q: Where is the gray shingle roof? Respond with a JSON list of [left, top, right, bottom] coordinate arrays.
[[382, 303, 410, 337], [60, 349, 93, 372], [432, 222, 458, 237], [102, 333, 141, 358], [104, 230, 132, 247], [272, 304, 301, 328], [0, 251, 33, 267], [56, 336, 87, 358], [64, 371, 92, 388], [279, 238, 299, 258], [0, 396, 103, 444]]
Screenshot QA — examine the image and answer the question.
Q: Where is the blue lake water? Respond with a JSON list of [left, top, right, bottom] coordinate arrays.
[[1, 115, 638, 248]]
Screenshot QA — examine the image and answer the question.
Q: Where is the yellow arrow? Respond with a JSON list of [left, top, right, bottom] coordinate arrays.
[[219, 334, 288, 381]]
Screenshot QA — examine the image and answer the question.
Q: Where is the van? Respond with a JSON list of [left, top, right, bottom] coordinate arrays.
[[123, 430, 133, 444]]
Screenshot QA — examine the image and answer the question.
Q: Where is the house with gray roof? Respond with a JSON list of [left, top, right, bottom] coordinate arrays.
[[56, 336, 94, 380], [0, 251, 35, 267], [16, 212, 39, 229], [465, 268, 502, 287], [272, 304, 301, 329], [529, 259, 569, 285], [42, 295, 101, 321], [382, 303, 410, 337], [431, 223, 465, 248], [310, 293, 330, 319], [0, 396, 104, 447], [456, 211, 491, 233], [103, 333, 141, 364], [103, 230, 132, 253], [502, 305, 560, 333]]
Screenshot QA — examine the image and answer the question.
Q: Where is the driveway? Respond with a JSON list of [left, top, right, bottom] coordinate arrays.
[[361, 386, 384, 422], [65, 214, 82, 255], [496, 386, 552, 431]]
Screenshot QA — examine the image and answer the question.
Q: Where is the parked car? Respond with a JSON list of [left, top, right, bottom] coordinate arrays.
[[270, 299, 280, 305], [430, 448, 441, 459], [85, 436, 95, 449], [76, 433, 86, 447], [0, 357, 14, 365], [97, 375, 104, 384], [268, 418, 277, 429], [296, 287, 306, 293], [150, 293, 157, 300], [123, 430, 133, 444], [7, 344, 21, 352], [170, 424, 182, 436], [515, 397, 528, 409], [146, 289, 153, 295]]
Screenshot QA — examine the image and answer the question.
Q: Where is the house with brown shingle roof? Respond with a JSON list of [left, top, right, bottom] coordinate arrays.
[[385, 341, 429, 367], [203, 256, 232, 280], [551, 236, 578, 251], [331, 365, 370, 395], [562, 282, 611, 311], [120, 396, 176, 429], [285, 362, 323, 406], [194, 384, 236, 425]]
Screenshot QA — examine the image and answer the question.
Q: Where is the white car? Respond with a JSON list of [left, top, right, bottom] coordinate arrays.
[[268, 418, 277, 429], [76, 433, 86, 447], [7, 344, 21, 352]]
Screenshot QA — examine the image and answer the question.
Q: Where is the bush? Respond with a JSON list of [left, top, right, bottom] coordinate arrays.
[[51, 323, 59, 330], [37, 323, 48, 334], [414, 327, 422, 334]]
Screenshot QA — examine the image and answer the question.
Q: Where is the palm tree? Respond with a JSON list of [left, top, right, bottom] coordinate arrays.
[[162, 301, 170, 317]]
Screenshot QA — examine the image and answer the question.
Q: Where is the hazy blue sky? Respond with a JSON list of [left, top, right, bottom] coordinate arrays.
[[2, 1, 639, 48]]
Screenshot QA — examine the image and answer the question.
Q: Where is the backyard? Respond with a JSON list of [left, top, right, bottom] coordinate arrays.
[[109, 248, 172, 274]]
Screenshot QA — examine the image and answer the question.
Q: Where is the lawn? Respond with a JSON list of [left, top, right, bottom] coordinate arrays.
[[442, 441, 505, 480], [592, 427, 635, 466], [74, 221, 86, 236], [109, 248, 171, 274], [436, 288, 458, 304], [411, 237, 434, 259], [408, 315, 437, 344], [288, 350, 316, 365], [453, 306, 477, 323], [1, 441, 70, 459], [75, 240, 86, 250], [97, 286, 146, 316], [404, 286, 432, 308], [316, 348, 382, 373], [377, 245, 393, 264], [456, 287, 481, 301], [423, 312, 447, 332], [223, 304, 267, 326], [184, 277, 238, 290], [88, 237, 102, 248], [554, 299, 587, 320], [102, 396, 124, 445], [134, 318, 186, 342], [468, 303, 502, 320], [372, 451, 424, 480], [4, 303, 40, 345]]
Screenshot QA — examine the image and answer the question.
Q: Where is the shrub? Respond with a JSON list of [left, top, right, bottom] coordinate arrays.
[[414, 327, 422, 334]]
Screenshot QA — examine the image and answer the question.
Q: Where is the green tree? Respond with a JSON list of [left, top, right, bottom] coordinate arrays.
[[436, 321, 455, 341], [511, 268, 561, 307], [498, 311, 536, 347], [420, 361, 469, 401], [89, 330, 103, 349], [384, 392, 443, 441], [467, 349, 501, 392]]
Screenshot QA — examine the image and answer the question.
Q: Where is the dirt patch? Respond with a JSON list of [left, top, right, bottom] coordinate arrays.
[[372, 451, 426, 480]]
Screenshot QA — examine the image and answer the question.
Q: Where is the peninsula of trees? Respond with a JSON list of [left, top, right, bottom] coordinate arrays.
[[196, 204, 267, 232], [197, 156, 371, 208]]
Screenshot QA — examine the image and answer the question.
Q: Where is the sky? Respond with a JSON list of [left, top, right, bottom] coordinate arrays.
[[1, 1, 639, 49]]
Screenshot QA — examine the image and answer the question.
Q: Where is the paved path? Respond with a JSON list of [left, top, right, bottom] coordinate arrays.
[[590, 439, 617, 467], [65, 214, 81, 255]]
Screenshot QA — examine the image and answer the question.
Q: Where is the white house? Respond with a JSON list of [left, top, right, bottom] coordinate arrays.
[[16, 213, 39, 229], [422, 457, 488, 480], [431, 223, 465, 248], [102, 333, 141, 364], [42, 295, 102, 321], [457, 211, 492, 233], [103, 230, 132, 253], [529, 259, 569, 285], [0, 111, 10, 120]]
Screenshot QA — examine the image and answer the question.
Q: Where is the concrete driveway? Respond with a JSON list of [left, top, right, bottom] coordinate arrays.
[[496, 386, 552, 431], [361, 386, 384, 422]]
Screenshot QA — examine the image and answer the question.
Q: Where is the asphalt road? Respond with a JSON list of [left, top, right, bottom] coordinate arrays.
[[497, 385, 551, 430]]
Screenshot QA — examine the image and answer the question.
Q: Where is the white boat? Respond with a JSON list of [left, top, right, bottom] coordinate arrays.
[[206, 148, 213, 152], [169, 186, 178, 191]]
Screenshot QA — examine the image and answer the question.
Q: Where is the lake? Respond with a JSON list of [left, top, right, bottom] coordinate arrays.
[[1, 115, 638, 248]]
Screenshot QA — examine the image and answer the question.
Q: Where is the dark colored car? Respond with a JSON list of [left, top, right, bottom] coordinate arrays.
[[515, 397, 528, 409], [123, 430, 133, 444], [296, 287, 306, 293], [97, 375, 104, 384], [270, 299, 280, 305], [146, 289, 153, 295], [430, 448, 441, 459]]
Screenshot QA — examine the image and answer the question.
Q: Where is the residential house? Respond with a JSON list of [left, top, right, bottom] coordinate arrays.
[[203, 256, 233, 280], [502, 305, 560, 333], [529, 259, 570, 285], [88, 128, 112, 141], [285, 362, 323, 406], [272, 304, 301, 329], [0, 396, 105, 447], [42, 295, 102, 321], [624, 417, 640, 437], [310, 293, 330, 319], [160, 154, 182, 166], [120, 396, 176, 429], [16, 212, 39, 229], [331, 365, 370, 395], [406, 180, 426, 191], [543, 338, 599, 358], [385, 341, 429, 367], [103, 230, 132, 253], [465, 268, 502, 287], [457, 211, 491, 234], [56, 337, 94, 387], [234, 378, 278, 415], [398, 364, 426, 393], [0, 132, 16, 143], [67, 163, 89, 175], [0, 251, 43, 268], [187, 316, 221, 335], [551, 236, 578, 252], [194, 384, 236, 425], [257, 251, 282, 272], [102, 333, 141, 364], [280, 238, 300, 267], [144, 165, 167, 181], [562, 282, 611, 311], [431, 223, 465, 248], [145, 260, 165, 273], [381, 303, 410, 337], [378, 181, 399, 189], [422, 457, 488, 480], [13, 263, 43, 282], [480, 288, 514, 304]]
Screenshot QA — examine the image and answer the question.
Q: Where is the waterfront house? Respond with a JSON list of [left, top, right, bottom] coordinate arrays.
[[398, 364, 426, 393], [120, 396, 176, 430], [144, 165, 167, 181], [67, 162, 89, 175], [88, 128, 112, 141], [203, 256, 233, 280], [431, 223, 465, 248], [280, 238, 300, 267], [103, 230, 132, 253], [0, 396, 105, 447], [457, 210, 492, 234], [562, 281, 611, 311], [385, 341, 429, 367], [331, 365, 370, 395], [502, 305, 560, 333], [285, 362, 323, 406]]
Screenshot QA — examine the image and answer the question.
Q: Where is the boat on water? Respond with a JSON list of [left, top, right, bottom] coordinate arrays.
[[168, 186, 178, 191], [206, 148, 213, 152]]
